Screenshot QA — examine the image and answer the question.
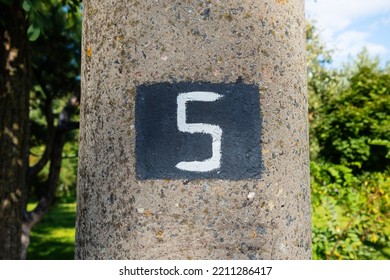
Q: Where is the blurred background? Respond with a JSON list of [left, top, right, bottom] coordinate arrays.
[[0, 0, 389, 260]]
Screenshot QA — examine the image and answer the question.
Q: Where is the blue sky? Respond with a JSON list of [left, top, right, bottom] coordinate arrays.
[[305, 0, 390, 67]]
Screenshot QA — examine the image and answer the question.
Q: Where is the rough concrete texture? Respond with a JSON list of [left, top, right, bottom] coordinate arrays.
[[76, 0, 311, 259]]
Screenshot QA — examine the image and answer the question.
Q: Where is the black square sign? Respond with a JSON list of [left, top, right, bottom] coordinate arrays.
[[135, 82, 262, 180]]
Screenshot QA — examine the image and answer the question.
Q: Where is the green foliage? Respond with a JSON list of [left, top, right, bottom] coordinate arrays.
[[311, 162, 390, 259], [306, 22, 344, 160], [57, 140, 78, 202], [23, 0, 49, 41], [28, 0, 81, 201], [308, 23, 390, 260], [20, 0, 81, 41], [317, 54, 390, 171]]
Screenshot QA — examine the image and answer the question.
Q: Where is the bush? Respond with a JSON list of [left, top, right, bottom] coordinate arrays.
[[316, 59, 390, 172], [308, 48, 390, 259], [311, 161, 390, 259]]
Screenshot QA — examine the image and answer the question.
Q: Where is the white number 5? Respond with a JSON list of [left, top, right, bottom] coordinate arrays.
[[176, 91, 223, 172]]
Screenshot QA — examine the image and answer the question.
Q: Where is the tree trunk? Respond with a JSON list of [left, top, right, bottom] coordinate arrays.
[[0, 0, 30, 260], [21, 98, 79, 259], [21, 129, 66, 259]]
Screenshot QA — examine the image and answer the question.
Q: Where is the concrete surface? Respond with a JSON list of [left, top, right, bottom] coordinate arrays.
[[76, 0, 311, 259]]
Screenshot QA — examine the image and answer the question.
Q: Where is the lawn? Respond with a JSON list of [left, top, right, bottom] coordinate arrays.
[[27, 202, 76, 260]]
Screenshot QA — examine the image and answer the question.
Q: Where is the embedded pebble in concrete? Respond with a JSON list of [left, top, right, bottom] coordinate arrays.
[[76, 0, 311, 259]]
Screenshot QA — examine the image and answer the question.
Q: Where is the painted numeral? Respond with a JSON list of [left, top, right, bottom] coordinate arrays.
[[176, 91, 223, 172]]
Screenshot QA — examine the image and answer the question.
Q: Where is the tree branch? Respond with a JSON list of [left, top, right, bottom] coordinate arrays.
[[27, 96, 55, 178], [22, 95, 79, 259]]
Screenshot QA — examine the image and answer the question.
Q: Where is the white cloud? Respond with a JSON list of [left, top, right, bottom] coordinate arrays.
[[365, 43, 389, 56], [305, 0, 390, 66], [306, 0, 390, 32], [333, 30, 388, 62]]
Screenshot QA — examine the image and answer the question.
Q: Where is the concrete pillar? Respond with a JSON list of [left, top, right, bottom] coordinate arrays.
[[76, 0, 311, 259]]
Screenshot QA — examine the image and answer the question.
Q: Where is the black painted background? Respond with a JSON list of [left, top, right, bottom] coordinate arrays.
[[135, 82, 262, 180]]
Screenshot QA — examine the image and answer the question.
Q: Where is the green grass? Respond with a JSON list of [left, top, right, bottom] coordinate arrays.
[[27, 202, 76, 260]]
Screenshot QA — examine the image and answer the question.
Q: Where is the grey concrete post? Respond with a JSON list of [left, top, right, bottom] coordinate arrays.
[[76, 0, 311, 259]]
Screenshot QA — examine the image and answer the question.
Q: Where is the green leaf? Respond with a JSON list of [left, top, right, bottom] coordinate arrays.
[[27, 24, 40, 41], [22, 0, 32, 12]]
